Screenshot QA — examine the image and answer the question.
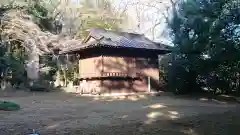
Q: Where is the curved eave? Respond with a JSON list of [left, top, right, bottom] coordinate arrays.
[[60, 43, 171, 55]]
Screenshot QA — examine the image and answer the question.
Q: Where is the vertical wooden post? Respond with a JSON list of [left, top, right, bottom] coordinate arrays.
[[148, 76, 151, 93], [64, 54, 68, 87]]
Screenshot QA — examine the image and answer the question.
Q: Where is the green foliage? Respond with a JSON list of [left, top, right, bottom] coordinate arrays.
[[78, 17, 119, 37], [26, 0, 62, 33], [57, 55, 79, 85], [39, 55, 58, 81], [0, 101, 20, 111], [0, 0, 27, 6], [0, 0, 124, 89], [165, 0, 240, 94], [30, 54, 58, 91], [28, 80, 53, 92], [0, 0, 60, 33], [0, 1, 49, 88], [77, 0, 120, 37], [0, 41, 27, 88]]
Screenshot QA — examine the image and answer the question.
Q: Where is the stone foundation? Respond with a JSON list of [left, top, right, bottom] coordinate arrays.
[[74, 77, 159, 95]]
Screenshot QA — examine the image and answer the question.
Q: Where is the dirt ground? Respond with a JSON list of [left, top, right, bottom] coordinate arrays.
[[0, 91, 239, 135]]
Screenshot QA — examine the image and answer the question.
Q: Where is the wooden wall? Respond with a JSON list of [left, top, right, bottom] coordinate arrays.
[[79, 56, 102, 78], [78, 55, 160, 93], [102, 56, 136, 77], [79, 56, 137, 78]]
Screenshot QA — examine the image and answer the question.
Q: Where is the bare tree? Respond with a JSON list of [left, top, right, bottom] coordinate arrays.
[[48, 0, 128, 39], [0, 0, 128, 82], [122, 0, 176, 41], [0, 4, 82, 80]]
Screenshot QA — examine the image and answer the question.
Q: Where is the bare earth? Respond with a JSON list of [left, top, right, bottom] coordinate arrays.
[[0, 91, 239, 135]]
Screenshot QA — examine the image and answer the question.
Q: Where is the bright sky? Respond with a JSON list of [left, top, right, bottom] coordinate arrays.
[[121, 0, 172, 45]]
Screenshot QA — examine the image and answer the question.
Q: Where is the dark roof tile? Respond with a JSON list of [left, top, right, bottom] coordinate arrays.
[[60, 28, 171, 54], [89, 28, 169, 50]]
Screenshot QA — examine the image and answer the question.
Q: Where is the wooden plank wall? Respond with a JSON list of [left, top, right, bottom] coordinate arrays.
[[79, 56, 102, 78], [102, 56, 136, 77]]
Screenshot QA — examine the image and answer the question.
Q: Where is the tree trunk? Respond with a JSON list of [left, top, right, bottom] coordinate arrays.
[[63, 69, 67, 87], [54, 70, 61, 87], [26, 51, 39, 81]]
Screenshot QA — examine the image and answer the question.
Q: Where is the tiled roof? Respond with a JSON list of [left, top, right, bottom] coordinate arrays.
[[89, 28, 170, 50], [60, 28, 171, 54]]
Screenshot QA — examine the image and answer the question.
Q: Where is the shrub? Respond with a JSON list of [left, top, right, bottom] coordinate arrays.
[[28, 80, 54, 92], [0, 101, 20, 111]]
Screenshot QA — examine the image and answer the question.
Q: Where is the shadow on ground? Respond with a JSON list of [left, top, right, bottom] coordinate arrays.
[[41, 109, 240, 135], [0, 91, 239, 135]]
